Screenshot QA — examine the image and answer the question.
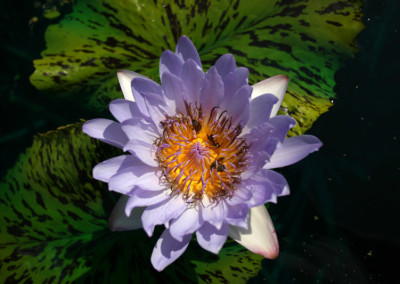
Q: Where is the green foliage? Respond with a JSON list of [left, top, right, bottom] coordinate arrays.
[[30, 0, 364, 135]]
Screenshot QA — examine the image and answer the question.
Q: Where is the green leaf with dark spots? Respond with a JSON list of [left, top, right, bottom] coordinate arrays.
[[191, 242, 264, 283], [0, 123, 263, 283], [30, 0, 364, 135]]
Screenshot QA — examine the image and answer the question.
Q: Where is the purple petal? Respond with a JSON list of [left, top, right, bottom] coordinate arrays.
[[109, 99, 143, 123], [82, 118, 128, 148], [108, 166, 162, 194], [121, 117, 159, 143], [225, 85, 251, 126], [264, 135, 322, 169], [109, 195, 144, 231], [160, 50, 184, 79], [141, 194, 187, 237], [93, 155, 142, 183], [162, 72, 187, 114], [169, 208, 202, 242], [241, 122, 277, 179], [131, 77, 163, 117], [175, 36, 201, 68], [125, 189, 170, 216], [268, 115, 296, 142], [124, 139, 158, 167], [223, 67, 248, 100], [226, 188, 253, 206], [181, 59, 205, 104], [132, 77, 163, 96], [201, 198, 227, 230], [229, 205, 279, 259], [196, 222, 228, 254], [251, 75, 289, 118], [215, 54, 236, 79], [225, 203, 249, 229], [245, 94, 279, 132], [141, 91, 169, 131], [200, 66, 224, 115], [243, 169, 290, 206], [151, 229, 191, 271], [117, 70, 147, 101]]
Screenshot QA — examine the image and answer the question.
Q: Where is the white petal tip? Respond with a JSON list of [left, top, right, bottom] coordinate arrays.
[[229, 206, 280, 260], [255, 229, 279, 259], [256, 248, 279, 259], [275, 74, 289, 82], [151, 259, 166, 272], [117, 69, 146, 101], [251, 74, 290, 117]]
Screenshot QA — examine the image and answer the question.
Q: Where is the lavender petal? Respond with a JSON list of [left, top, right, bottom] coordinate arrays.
[[82, 118, 128, 148], [196, 222, 228, 254], [160, 49, 184, 80], [93, 155, 143, 183], [141, 194, 187, 237], [200, 66, 224, 116], [175, 36, 202, 68], [169, 208, 203, 242], [109, 99, 143, 123], [125, 189, 170, 216], [124, 139, 158, 167], [244, 94, 279, 133], [151, 229, 191, 272], [222, 67, 249, 101], [264, 135, 322, 169], [181, 59, 205, 104], [215, 54, 236, 79], [162, 71, 187, 115], [108, 165, 163, 194]]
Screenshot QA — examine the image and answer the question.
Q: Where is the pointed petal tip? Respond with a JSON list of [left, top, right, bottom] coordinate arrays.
[[275, 74, 289, 82], [151, 229, 191, 271], [176, 36, 202, 68], [254, 229, 279, 259], [117, 70, 146, 101], [229, 205, 280, 260], [255, 246, 279, 259], [265, 135, 323, 169]]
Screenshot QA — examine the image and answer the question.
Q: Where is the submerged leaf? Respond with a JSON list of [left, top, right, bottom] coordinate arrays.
[[0, 123, 264, 282], [30, 0, 364, 135]]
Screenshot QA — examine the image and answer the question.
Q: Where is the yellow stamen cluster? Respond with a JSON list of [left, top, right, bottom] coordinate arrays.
[[155, 103, 248, 201]]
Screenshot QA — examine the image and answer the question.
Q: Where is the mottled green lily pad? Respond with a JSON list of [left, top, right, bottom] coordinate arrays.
[[30, 0, 364, 135], [0, 123, 264, 283]]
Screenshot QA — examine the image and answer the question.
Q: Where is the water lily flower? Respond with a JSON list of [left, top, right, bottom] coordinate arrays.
[[83, 36, 322, 271]]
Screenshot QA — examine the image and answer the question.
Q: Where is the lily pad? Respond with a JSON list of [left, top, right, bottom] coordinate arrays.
[[0, 123, 264, 283], [30, 0, 364, 135]]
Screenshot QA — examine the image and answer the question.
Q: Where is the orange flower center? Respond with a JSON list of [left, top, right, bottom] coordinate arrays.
[[155, 104, 248, 201]]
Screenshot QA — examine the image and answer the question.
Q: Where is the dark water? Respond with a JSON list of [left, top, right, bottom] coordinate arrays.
[[1, 0, 399, 283]]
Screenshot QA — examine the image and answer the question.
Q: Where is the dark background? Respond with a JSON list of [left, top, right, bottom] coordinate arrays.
[[1, 0, 399, 283]]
